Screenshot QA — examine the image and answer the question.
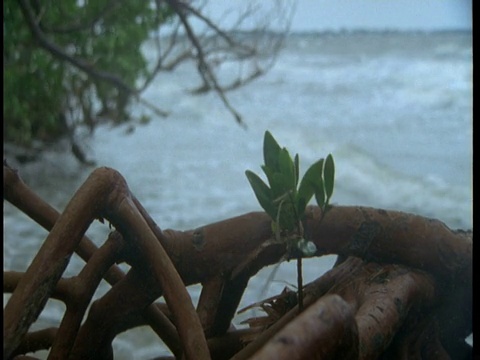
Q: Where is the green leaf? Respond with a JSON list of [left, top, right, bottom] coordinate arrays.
[[297, 159, 324, 216], [324, 154, 335, 203], [263, 131, 282, 172], [261, 164, 275, 188], [277, 199, 298, 232], [271, 172, 294, 199], [294, 153, 300, 187], [262, 165, 291, 200], [315, 177, 326, 210], [245, 170, 276, 219], [278, 147, 296, 193]]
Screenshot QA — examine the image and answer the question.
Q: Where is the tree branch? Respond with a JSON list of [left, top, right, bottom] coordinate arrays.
[[19, 0, 135, 96], [17, 0, 169, 119], [165, 0, 245, 127]]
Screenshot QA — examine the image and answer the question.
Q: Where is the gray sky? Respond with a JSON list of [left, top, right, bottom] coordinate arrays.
[[204, 0, 472, 32]]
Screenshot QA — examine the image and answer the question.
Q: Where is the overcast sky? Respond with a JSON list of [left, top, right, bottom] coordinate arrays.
[[204, 0, 472, 32]]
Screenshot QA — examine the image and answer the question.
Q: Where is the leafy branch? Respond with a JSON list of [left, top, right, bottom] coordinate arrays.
[[5, 0, 292, 162], [246, 130, 335, 310]]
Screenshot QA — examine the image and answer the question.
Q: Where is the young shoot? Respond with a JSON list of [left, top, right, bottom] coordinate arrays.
[[246, 130, 335, 311]]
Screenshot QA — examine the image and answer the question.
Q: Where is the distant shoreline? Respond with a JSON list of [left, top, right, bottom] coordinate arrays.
[[287, 28, 472, 36], [149, 28, 471, 42]]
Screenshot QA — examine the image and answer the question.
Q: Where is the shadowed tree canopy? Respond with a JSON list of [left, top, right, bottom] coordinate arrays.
[[4, 0, 293, 163]]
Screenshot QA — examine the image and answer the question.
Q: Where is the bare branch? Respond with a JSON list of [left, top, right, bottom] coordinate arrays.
[[165, 0, 245, 127]]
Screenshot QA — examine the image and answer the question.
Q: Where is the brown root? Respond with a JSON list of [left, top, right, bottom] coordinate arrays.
[[3, 162, 472, 359]]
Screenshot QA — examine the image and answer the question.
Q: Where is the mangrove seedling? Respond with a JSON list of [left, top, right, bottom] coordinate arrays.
[[246, 130, 335, 310]]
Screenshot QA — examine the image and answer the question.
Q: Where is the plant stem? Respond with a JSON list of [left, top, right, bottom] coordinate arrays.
[[297, 256, 303, 313]]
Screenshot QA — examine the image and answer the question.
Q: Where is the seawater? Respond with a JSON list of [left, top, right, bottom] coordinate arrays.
[[3, 31, 472, 358]]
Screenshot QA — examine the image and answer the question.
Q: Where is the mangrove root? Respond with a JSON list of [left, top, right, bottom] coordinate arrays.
[[3, 162, 472, 359]]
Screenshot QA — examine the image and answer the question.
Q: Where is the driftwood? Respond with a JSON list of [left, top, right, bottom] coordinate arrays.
[[3, 162, 472, 359]]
